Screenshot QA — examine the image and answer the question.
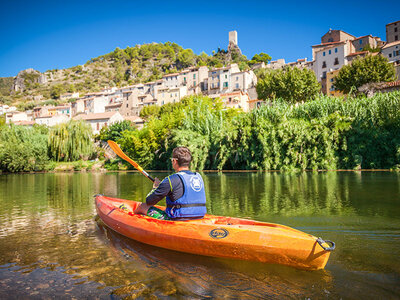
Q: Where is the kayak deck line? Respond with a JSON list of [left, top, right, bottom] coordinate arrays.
[[95, 195, 334, 270]]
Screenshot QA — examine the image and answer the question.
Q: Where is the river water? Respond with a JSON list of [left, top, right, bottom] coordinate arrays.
[[0, 171, 399, 299]]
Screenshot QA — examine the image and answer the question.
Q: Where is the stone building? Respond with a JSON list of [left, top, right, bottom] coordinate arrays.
[[386, 20, 400, 43]]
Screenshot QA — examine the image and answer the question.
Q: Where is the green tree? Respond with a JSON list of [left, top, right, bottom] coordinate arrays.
[[139, 105, 161, 119], [48, 120, 93, 161], [249, 52, 271, 65], [50, 84, 65, 99], [97, 120, 136, 142], [256, 66, 320, 103], [0, 125, 49, 172], [334, 55, 396, 94], [178, 49, 196, 68]]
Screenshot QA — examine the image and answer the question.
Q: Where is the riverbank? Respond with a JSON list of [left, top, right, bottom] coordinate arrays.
[[1, 161, 398, 175]]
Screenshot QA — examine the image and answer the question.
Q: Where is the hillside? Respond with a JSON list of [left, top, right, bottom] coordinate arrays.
[[0, 42, 249, 110]]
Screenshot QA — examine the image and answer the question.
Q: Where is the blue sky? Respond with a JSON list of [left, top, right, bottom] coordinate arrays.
[[0, 0, 399, 77]]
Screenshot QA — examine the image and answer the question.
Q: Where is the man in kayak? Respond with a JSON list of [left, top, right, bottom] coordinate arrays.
[[134, 146, 207, 220]]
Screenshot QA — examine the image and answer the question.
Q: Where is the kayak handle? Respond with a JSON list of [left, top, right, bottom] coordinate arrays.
[[316, 237, 335, 251]]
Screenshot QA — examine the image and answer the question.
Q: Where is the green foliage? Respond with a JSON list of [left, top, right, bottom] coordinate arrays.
[[335, 55, 396, 94], [249, 52, 271, 65], [256, 66, 321, 103], [0, 124, 49, 172], [0, 77, 13, 96], [139, 105, 161, 119], [48, 120, 94, 161], [50, 84, 66, 99], [97, 120, 136, 142], [117, 92, 400, 171]]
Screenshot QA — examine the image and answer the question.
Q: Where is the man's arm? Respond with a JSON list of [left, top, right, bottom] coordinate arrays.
[[145, 176, 172, 206]]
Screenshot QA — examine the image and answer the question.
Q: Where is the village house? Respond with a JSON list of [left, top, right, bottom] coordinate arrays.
[[105, 102, 122, 112], [381, 41, 400, 63], [326, 70, 343, 97], [73, 111, 124, 134], [60, 92, 80, 101], [157, 86, 187, 105], [47, 104, 72, 117], [210, 90, 251, 112], [386, 21, 399, 44], [5, 111, 28, 124], [231, 70, 257, 92], [0, 105, 17, 115], [124, 115, 145, 129], [178, 66, 209, 95], [71, 99, 85, 116], [207, 64, 241, 95], [35, 114, 70, 127]]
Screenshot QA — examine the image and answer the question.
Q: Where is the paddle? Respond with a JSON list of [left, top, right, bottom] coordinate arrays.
[[107, 140, 155, 182]]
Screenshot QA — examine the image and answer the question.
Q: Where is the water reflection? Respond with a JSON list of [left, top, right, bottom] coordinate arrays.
[[0, 171, 400, 298]]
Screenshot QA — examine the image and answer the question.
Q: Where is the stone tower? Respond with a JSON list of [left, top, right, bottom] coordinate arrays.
[[228, 30, 242, 56]]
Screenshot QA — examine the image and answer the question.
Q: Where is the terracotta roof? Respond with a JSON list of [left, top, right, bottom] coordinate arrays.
[[352, 35, 373, 41], [382, 40, 400, 49], [386, 20, 400, 26], [105, 103, 122, 108], [163, 73, 179, 77], [220, 91, 246, 97], [346, 51, 369, 57], [13, 120, 35, 126], [312, 41, 346, 48], [74, 111, 118, 121], [35, 114, 53, 119], [376, 80, 400, 90]]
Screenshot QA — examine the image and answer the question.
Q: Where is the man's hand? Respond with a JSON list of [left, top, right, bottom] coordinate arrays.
[[153, 177, 161, 189], [134, 202, 151, 215]]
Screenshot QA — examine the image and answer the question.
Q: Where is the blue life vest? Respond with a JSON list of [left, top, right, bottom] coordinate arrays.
[[165, 171, 207, 219]]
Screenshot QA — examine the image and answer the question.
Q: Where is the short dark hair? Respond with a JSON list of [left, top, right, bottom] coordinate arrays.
[[172, 147, 192, 167]]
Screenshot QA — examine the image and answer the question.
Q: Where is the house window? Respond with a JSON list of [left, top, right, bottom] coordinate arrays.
[[395, 27, 398, 32], [225, 74, 228, 79], [334, 58, 339, 65], [126, 103, 128, 108], [322, 71, 327, 79], [236, 76, 239, 81], [193, 74, 196, 79], [193, 81, 196, 86], [235, 83, 239, 89], [184, 77, 186, 82], [228, 98, 232, 103], [223, 82, 228, 88], [389, 53, 392, 58], [395, 35, 398, 41], [359, 40, 362, 45], [323, 52, 325, 56], [97, 123, 99, 131], [335, 48, 338, 53], [329, 50, 331, 55], [212, 83, 214, 88], [322, 61, 327, 68]]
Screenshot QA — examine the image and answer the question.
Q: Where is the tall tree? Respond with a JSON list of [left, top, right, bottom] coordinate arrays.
[[256, 66, 320, 103], [334, 55, 396, 94]]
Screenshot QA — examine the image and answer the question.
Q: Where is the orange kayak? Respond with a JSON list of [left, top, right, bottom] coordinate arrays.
[[95, 195, 335, 270]]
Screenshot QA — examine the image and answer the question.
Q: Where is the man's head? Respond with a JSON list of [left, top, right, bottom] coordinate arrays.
[[171, 147, 192, 170]]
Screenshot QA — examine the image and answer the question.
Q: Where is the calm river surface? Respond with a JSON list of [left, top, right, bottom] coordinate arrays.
[[0, 171, 399, 299]]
